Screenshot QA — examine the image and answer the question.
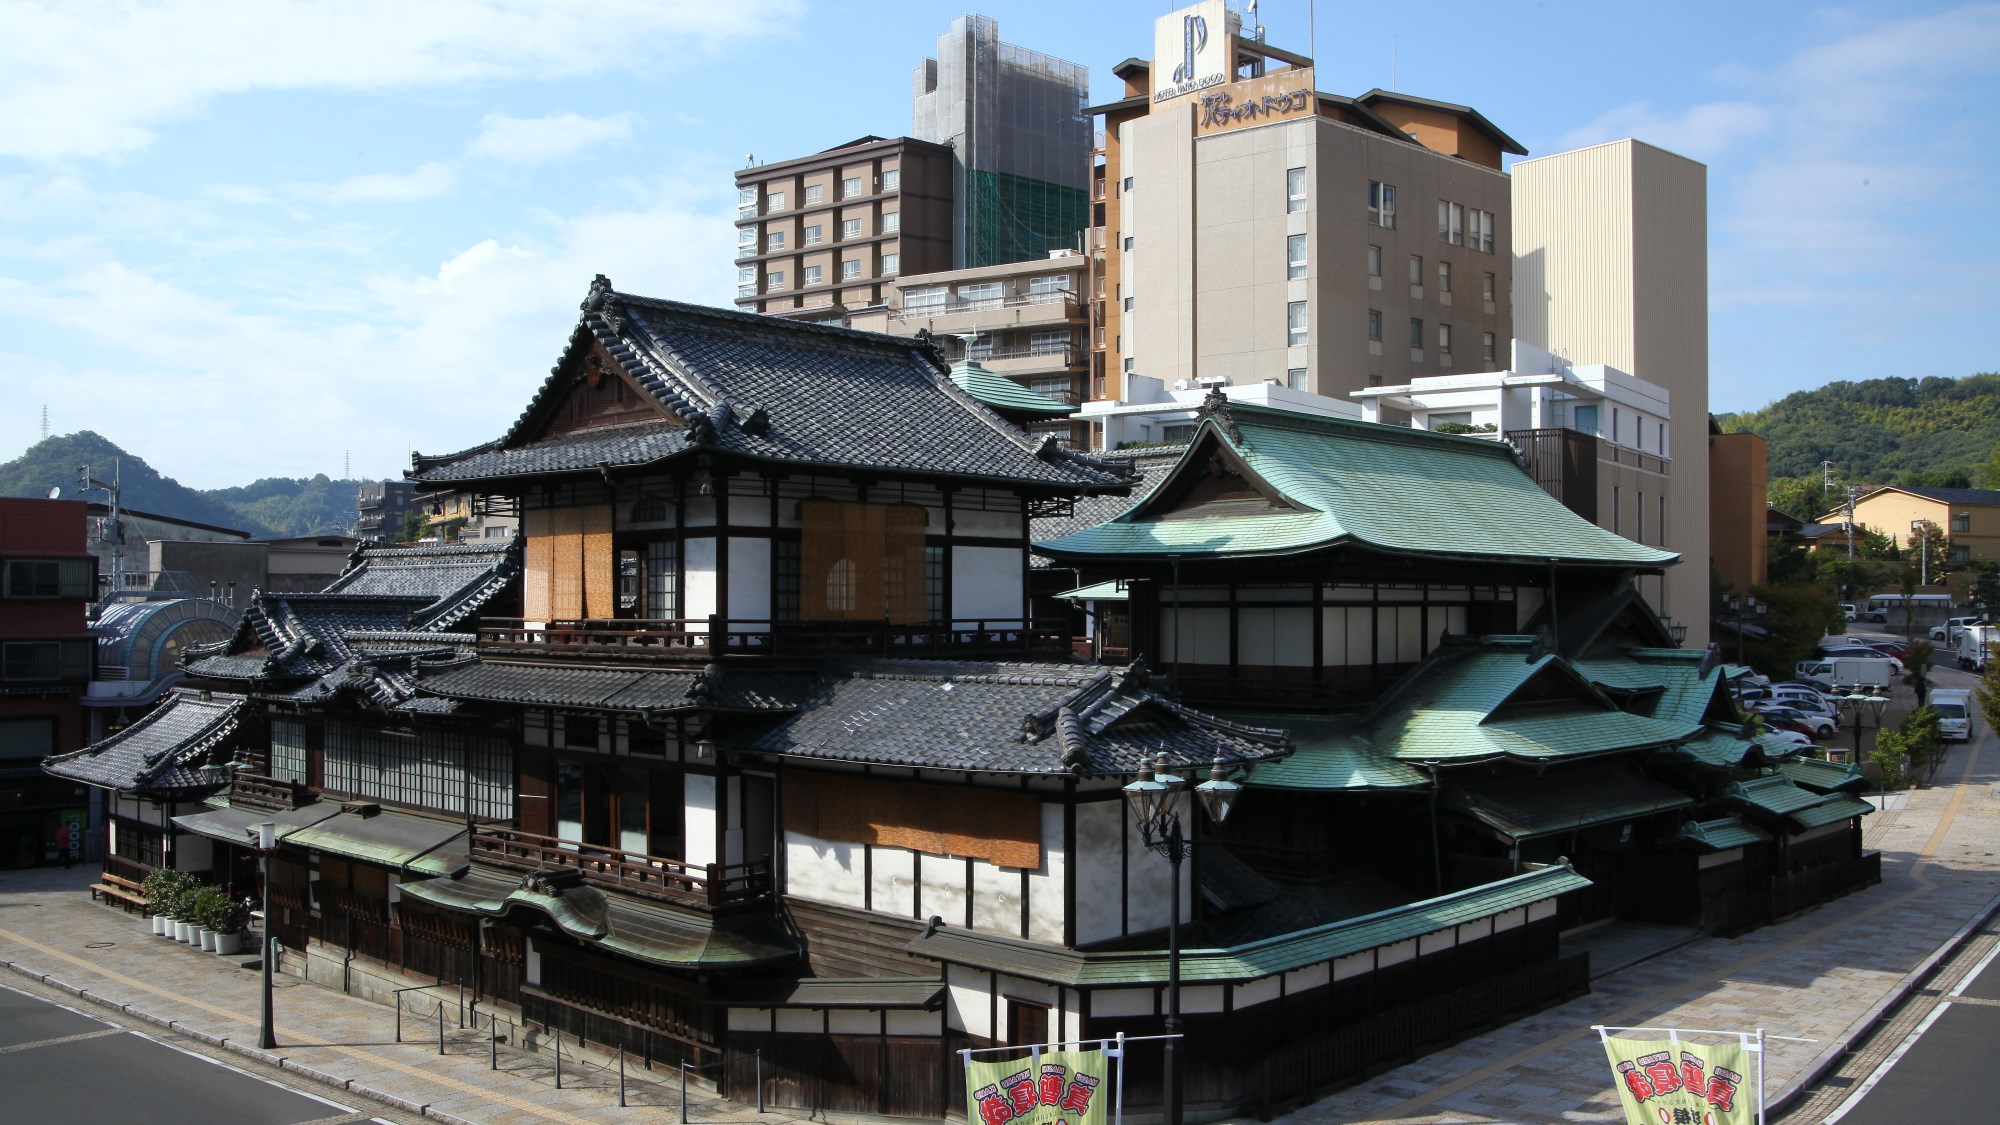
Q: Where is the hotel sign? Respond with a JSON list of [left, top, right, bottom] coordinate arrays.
[[1194, 68, 1318, 135], [1153, 1, 1229, 103]]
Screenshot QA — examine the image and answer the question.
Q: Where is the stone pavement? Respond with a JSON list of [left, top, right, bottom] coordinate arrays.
[[0, 867, 825, 1125], [1276, 721, 2000, 1124]]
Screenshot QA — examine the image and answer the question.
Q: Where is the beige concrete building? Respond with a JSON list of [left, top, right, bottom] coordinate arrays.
[[1823, 486, 2000, 567], [1710, 426, 1769, 594], [1512, 138, 1710, 645], [848, 251, 1091, 447], [1085, 2, 1521, 403], [733, 136, 954, 318]]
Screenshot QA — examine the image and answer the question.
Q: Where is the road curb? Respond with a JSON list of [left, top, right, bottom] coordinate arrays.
[[0, 956, 487, 1125], [1767, 885, 2000, 1116]]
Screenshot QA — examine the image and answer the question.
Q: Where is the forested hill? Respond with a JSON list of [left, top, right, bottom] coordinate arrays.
[[0, 432, 365, 538], [1718, 374, 2000, 488]]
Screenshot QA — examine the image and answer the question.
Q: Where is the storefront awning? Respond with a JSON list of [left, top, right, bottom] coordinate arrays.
[[1442, 766, 1694, 842], [282, 808, 467, 876], [402, 864, 798, 970]]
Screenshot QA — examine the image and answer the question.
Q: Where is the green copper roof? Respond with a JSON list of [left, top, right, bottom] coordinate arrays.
[[1670, 817, 1772, 851], [1778, 757, 1868, 793], [1728, 774, 1873, 830], [403, 865, 797, 969], [1228, 715, 1429, 790], [949, 360, 1076, 419], [1442, 766, 1694, 841], [1034, 402, 1680, 566], [281, 808, 467, 877], [1790, 793, 1874, 828], [904, 865, 1590, 987]]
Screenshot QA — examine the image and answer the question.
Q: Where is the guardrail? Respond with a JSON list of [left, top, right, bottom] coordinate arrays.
[[475, 615, 1071, 660], [470, 825, 772, 910]]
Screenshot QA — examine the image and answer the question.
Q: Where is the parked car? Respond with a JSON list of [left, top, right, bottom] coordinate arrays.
[[1928, 688, 1974, 742], [1841, 603, 1858, 621], [1747, 704, 1837, 738], [1931, 616, 1983, 644], [1784, 677, 1838, 697], [1864, 641, 1908, 662], [1757, 728, 1817, 750], [1819, 646, 1904, 674]]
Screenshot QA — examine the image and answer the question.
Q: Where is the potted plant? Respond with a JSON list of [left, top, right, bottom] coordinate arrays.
[[172, 879, 201, 943], [189, 885, 226, 951], [207, 896, 249, 955], [139, 870, 174, 934]]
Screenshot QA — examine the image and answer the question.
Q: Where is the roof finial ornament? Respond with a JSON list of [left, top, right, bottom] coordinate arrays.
[[1697, 641, 1723, 680], [582, 274, 614, 312], [1196, 385, 1241, 442]]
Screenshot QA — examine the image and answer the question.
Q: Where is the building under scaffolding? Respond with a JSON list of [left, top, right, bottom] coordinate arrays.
[[912, 15, 1091, 268]]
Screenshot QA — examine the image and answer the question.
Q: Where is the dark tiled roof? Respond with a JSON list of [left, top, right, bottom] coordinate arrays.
[[741, 658, 1289, 776], [44, 690, 242, 793], [1879, 486, 2000, 506], [1030, 445, 1182, 568], [411, 279, 1135, 495], [421, 660, 814, 714]]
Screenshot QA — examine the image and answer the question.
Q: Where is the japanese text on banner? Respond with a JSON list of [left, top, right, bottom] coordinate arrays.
[[1601, 1035, 1752, 1125], [967, 1047, 1109, 1125]]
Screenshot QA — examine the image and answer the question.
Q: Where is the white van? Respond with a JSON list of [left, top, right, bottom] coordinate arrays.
[[1955, 625, 2000, 671], [1929, 688, 1973, 742]]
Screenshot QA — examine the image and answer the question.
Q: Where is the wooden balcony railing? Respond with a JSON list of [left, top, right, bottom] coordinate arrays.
[[231, 772, 316, 812], [471, 825, 771, 912], [476, 616, 1072, 660]]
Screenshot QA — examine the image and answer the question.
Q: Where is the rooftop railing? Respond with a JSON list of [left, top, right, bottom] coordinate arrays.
[[470, 825, 772, 911], [896, 291, 1080, 321], [475, 615, 1071, 660]]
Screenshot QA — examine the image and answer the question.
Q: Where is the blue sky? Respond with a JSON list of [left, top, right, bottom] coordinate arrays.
[[3, 0, 1995, 488]]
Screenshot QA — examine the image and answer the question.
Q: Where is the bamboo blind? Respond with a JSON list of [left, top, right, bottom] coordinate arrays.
[[523, 505, 615, 619], [782, 770, 1041, 870], [799, 500, 928, 624]]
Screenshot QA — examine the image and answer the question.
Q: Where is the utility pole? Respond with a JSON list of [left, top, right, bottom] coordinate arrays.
[[1845, 484, 1859, 604]]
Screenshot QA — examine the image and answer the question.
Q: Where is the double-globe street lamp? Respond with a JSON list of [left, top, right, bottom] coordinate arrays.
[[1833, 689, 1890, 764], [1721, 594, 1766, 667], [256, 819, 278, 1050], [1122, 754, 1243, 1125]]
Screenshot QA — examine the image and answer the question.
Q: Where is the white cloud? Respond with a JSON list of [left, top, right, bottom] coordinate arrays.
[[466, 112, 639, 165], [321, 161, 459, 204], [1555, 100, 1773, 164], [0, 0, 800, 162]]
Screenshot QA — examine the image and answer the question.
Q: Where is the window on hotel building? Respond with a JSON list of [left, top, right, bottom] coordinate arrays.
[[1473, 210, 1494, 253], [1368, 308, 1382, 341], [3, 558, 91, 599], [1368, 181, 1397, 228], [1439, 200, 1465, 245], [737, 187, 757, 217], [1409, 318, 1424, 349], [1483, 331, 1498, 365], [1438, 323, 1452, 354], [882, 253, 900, 274], [1409, 255, 1423, 285], [1287, 301, 1308, 346], [1483, 272, 1497, 302], [767, 270, 785, 291], [882, 168, 900, 190], [1367, 245, 1382, 277], [804, 265, 822, 286], [1953, 545, 1972, 563], [904, 285, 945, 310], [1287, 367, 1307, 391], [805, 185, 823, 205], [842, 260, 862, 280], [883, 211, 900, 232], [1, 640, 90, 682], [1952, 514, 1972, 532], [766, 191, 785, 213], [1286, 166, 1307, 212], [736, 267, 755, 297], [737, 227, 756, 253], [1287, 234, 1307, 279], [841, 175, 863, 198], [767, 231, 785, 251], [1437, 260, 1452, 291], [960, 281, 1003, 309], [804, 224, 823, 245], [842, 218, 863, 237], [799, 501, 928, 623]]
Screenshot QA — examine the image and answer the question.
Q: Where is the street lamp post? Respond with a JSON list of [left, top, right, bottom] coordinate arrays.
[[1911, 520, 1934, 587], [1722, 594, 1766, 666], [256, 819, 277, 1050], [1836, 690, 1890, 762], [1122, 755, 1242, 1125]]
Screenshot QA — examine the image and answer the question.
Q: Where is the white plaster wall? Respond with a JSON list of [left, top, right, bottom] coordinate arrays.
[[1073, 799, 1126, 945], [1286, 963, 1330, 992], [728, 1009, 772, 1032], [728, 496, 770, 527], [1235, 976, 1281, 1010], [953, 508, 1023, 538], [728, 539, 771, 625], [684, 774, 718, 867], [1024, 802, 1065, 944], [723, 775, 743, 865], [1091, 989, 1155, 1018], [952, 547, 1022, 621], [1378, 939, 1416, 967], [829, 1010, 877, 1034], [1494, 906, 1526, 932], [1528, 899, 1557, 922], [920, 852, 968, 926], [1333, 952, 1371, 981], [775, 1009, 820, 1033], [1159, 607, 1230, 664], [871, 847, 917, 917], [887, 1010, 941, 1035], [784, 830, 866, 908], [1417, 928, 1455, 957], [970, 859, 1022, 937], [1323, 606, 1375, 665], [947, 964, 991, 1038], [683, 538, 718, 620], [1179, 985, 1226, 1014], [1237, 606, 1314, 666]]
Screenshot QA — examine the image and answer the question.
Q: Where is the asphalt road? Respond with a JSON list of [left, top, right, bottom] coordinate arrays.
[[1821, 921, 2000, 1122], [0, 980, 395, 1125]]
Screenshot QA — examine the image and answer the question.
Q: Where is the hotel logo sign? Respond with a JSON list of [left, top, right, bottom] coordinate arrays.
[[1193, 69, 1318, 136], [1153, 1, 1228, 103]]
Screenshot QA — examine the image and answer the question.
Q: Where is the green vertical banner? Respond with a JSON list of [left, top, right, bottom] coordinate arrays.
[[1601, 1033, 1754, 1125], [967, 1047, 1111, 1125]]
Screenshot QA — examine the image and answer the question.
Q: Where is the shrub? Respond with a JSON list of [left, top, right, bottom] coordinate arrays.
[[1871, 727, 1912, 790], [141, 868, 196, 919]]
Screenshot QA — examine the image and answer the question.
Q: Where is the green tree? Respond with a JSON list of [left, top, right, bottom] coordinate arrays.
[[1978, 651, 2000, 732], [1901, 706, 1945, 783], [1871, 727, 1912, 790], [394, 510, 426, 543], [1742, 581, 1842, 678]]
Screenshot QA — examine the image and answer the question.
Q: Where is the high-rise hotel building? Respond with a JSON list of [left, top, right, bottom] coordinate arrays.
[[1086, 1, 1523, 403]]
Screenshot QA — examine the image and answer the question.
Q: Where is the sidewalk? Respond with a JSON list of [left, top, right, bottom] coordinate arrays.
[[0, 867, 822, 1125], [1274, 726, 2000, 1124]]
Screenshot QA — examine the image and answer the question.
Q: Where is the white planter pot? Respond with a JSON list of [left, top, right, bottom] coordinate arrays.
[[199, 929, 216, 952], [150, 914, 166, 935], [176, 921, 194, 943], [213, 931, 243, 955]]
